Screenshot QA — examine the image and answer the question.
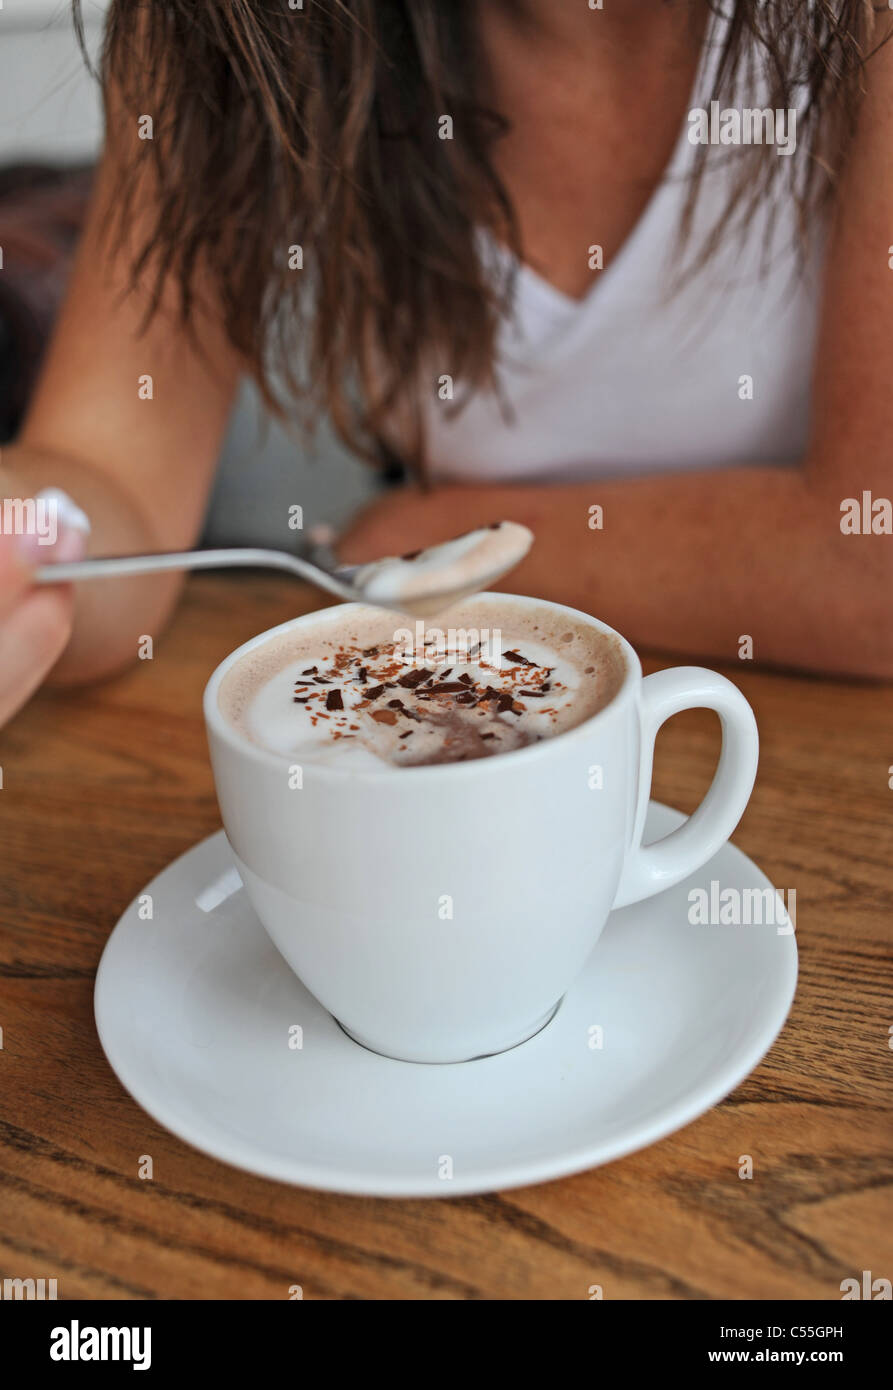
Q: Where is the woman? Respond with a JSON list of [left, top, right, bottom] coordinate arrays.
[[0, 0, 891, 730]]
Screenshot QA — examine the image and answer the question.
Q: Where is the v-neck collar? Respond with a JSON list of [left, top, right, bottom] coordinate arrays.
[[480, 4, 723, 327]]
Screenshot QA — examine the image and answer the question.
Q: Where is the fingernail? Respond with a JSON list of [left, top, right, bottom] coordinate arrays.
[[16, 488, 91, 566]]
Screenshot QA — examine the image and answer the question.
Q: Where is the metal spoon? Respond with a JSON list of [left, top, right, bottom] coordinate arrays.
[[34, 523, 533, 619]]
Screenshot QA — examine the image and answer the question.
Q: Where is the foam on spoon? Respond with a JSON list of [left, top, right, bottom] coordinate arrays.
[[350, 521, 533, 616]]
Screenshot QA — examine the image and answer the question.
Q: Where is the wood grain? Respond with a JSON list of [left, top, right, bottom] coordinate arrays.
[[0, 572, 890, 1300]]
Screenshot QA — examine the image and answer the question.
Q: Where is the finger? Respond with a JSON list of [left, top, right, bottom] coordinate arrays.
[[0, 488, 91, 619], [0, 585, 74, 727], [0, 534, 35, 619]]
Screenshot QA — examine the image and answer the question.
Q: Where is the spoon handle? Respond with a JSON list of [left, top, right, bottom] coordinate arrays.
[[34, 546, 354, 601]]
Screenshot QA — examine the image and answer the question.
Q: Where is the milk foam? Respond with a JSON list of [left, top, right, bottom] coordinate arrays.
[[350, 521, 533, 615], [219, 601, 625, 770]]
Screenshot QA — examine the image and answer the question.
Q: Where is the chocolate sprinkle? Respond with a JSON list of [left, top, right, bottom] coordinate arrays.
[[279, 618, 579, 765], [397, 668, 429, 689]]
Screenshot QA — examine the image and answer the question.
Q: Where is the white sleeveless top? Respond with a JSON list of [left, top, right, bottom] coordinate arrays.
[[391, 10, 825, 484]]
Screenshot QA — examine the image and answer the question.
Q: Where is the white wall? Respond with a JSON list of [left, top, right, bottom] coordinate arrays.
[[0, 0, 108, 162]]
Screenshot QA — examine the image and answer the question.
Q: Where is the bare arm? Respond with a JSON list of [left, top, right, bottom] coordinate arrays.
[[4, 101, 240, 688], [340, 31, 893, 679]]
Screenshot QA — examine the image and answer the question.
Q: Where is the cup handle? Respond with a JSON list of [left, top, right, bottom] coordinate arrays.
[[612, 667, 759, 909]]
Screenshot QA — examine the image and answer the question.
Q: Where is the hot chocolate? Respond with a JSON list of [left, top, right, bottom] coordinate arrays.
[[219, 598, 625, 769]]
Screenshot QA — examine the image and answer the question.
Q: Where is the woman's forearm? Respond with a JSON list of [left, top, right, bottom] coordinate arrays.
[[341, 464, 893, 678]]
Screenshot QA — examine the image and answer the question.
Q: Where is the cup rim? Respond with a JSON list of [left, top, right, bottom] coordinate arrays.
[[203, 593, 642, 780]]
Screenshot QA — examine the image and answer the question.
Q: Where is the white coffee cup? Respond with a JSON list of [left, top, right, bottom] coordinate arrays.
[[204, 595, 758, 1063]]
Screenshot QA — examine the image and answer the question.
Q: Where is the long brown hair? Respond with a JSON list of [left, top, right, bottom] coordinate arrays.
[[74, 1, 888, 467]]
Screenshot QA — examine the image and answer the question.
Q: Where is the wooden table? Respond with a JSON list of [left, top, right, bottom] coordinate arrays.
[[1, 572, 890, 1300]]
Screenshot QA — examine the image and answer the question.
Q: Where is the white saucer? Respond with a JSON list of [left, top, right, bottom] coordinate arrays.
[[94, 803, 797, 1197]]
